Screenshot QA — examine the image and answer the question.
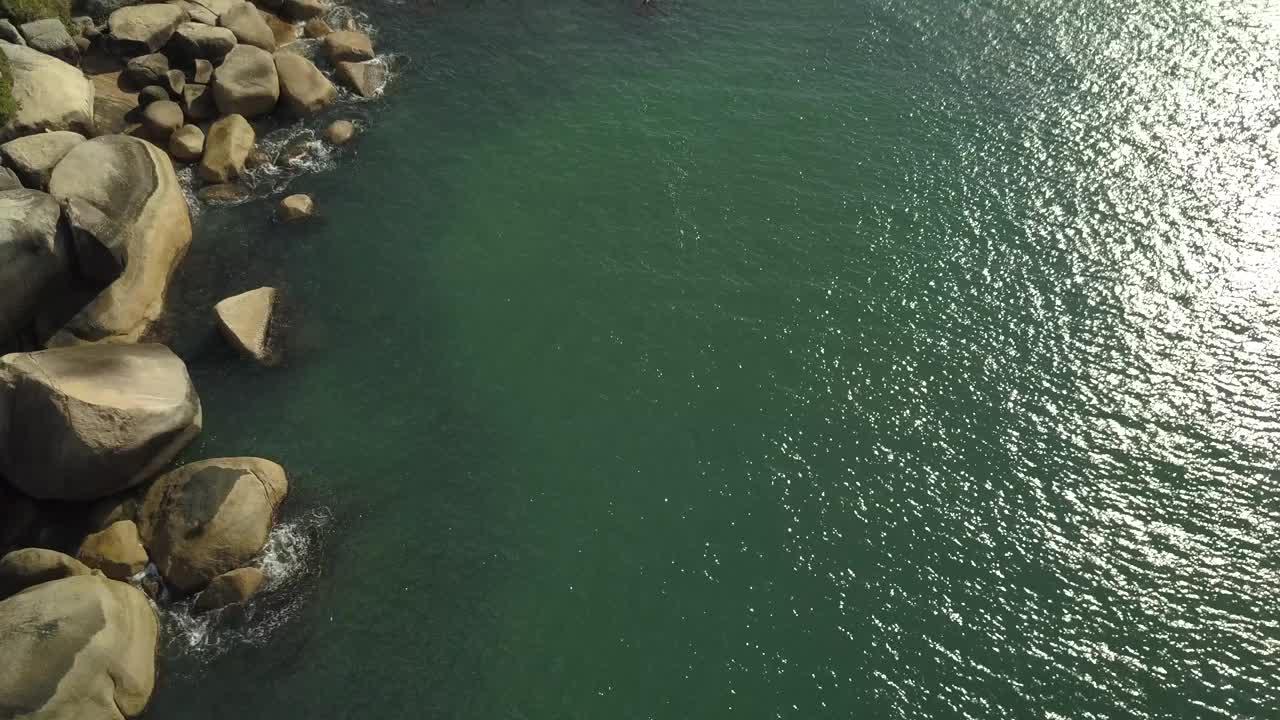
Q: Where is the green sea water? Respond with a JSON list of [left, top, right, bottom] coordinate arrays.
[[152, 0, 1280, 717]]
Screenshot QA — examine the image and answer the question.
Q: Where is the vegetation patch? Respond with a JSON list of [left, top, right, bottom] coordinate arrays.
[[0, 0, 71, 27], [0, 49, 16, 127]]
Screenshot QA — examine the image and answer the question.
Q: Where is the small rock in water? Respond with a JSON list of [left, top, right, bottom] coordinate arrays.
[[335, 59, 386, 98], [77, 520, 149, 581], [303, 17, 331, 38], [326, 119, 356, 145], [278, 193, 313, 222], [214, 286, 278, 363], [169, 124, 205, 163], [194, 567, 265, 611], [197, 182, 250, 204]]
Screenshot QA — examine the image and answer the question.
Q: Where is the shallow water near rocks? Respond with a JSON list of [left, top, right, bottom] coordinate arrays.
[[151, 0, 1280, 717]]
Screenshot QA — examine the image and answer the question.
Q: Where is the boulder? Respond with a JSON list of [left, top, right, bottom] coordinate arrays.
[[169, 123, 204, 162], [107, 3, 187, 55], [123, 52, 169, 88], [0, 42, 95, 143], [323, 29, 372, 62], [77, 520, 148, 581], [164, 68, 186, 96], [213, 286, 275, 363], [334, 59, 385, 98], [277, 193, 311, 222], [0, 19, 24, 45], [141, 99, 182, 141], [138, 84, 168, 106], [169, 0, 217, 25], [196, 181, 248, 203], [211, 43, 278, 117], [180, 81, 216, 120], [0, 343, 202, 500], [279, 0, 325, 20], [302, 17, 329, 38], [218, 1, 273, 51], [168, 20, 235, 60], [199, 112, 253, 182], [138, 457, 288, 593], [194, 0, 244, 17], [19, 18, 78, 64], [0, 130, 85, 190], [0, 548, 91, 599], [194, 566, 264, 611], [0, 167, 20, 190], [47, 135, 193, 344], [273, 50, 334, 115], [0, 190, 74, 342], [0, 574, 157, 719], [325, 118, 354, 145], [191, 57, 213, 83]]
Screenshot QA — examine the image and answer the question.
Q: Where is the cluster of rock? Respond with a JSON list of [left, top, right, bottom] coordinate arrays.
[[0, 0, 390, 716]]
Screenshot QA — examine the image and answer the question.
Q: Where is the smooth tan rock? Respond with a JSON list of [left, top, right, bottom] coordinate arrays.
[[212, 43, 279, 117], [197, 182, 249, 204], [0, 131, 84, 190], [47, 135, 194, 345], [273, 51, 335, 115], [142, 99, 183, 142], [334, 58, 385, 98], [214, 286, 275, 363], [0, 548, 91, 599], [192, 57, 214, 83], [324, 30, 372, 62], [139, 457, 288, 593], [77, 520, 148, 581], [0, 574, 158, 719], [0, 343, 202, 501], [123, 53, 169, 88], [199, 113, 254, 182], [218, 1, 274, 51], [277, 193, 312, 222], [0, 42, 95, 143], [108, 3, 187, 54], [194, 566, 264, 611], [325, 119, 355, 145], [169, 20, 236, 60], [169, 123, 205, 162]]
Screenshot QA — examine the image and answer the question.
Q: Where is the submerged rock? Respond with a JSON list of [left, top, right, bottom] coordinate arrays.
[[195, 566, 265, 611], [212, 43, 279, 117], [0, 574, 157, 719], [0, 548, 91, 600], [303, 17, 330, 38], [326, 119, 355, 145], [77, 520, 149, 581], [199, 112, 254, 182], [0, 42, 95, 142], [197, 181, 250, 204], [0, 343, 202, 501], [139, 457, 288, 594], [0, 131, 85, 190], [108, 3, 188, 55], [214, 286, 276, 363], [47, 134, 193, 344], [274, 50, 335, 115]]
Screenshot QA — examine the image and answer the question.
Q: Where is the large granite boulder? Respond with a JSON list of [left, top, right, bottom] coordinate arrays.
[[19, 18, 78, 64], [107, 3, 187, 55], [0, 131, 85, 189], [199, 112, 253, 182], [194, 566, 264, 611], [273, 50, 334, 115], [211, 43, 278, 117], [0, 190, 74, 343], [0, 548, 92, 600], [0, 42, 94, 143], [47, 135, 193, 344], [0, 343, 202, 501], [335, 59, 385, 98], [218, 1, 273, 51], [77, 520, 148, 581], [138, 457, 288, 593], [168, 20, 235, 60], [326, 119, 355, 145], [323, 30, 372, 62], [214, 286, 275, 363], [0, 574, 157, 719]]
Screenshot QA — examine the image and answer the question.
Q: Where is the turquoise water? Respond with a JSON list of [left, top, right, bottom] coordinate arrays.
[[154, 0, 1280, 717]]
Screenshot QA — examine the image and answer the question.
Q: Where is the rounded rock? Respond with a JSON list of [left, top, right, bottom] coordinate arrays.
[[142, 99, 184, 142], [278, 193, 313, 222], [77, 520, 149, 581], [325, 119, 355, 145], [169, 123, 205, 162]]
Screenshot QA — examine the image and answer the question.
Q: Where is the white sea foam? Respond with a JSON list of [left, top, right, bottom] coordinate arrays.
[[157, 507, 334, 664]]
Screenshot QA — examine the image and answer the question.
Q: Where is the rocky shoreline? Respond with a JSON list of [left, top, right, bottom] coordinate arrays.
[[0, 0, 388, 715]]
